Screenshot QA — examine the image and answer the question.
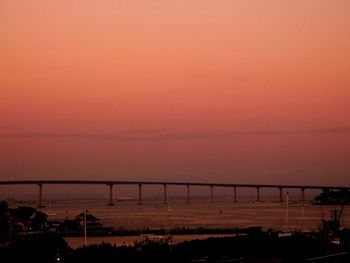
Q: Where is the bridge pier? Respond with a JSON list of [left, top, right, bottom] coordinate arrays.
[[279, 187, 283, 203], [163, 184, 167, 204], [233, 186, 237, 203], [186, 185, 190, 204], [138, 184, 143, 205], [210, 185, 214, 203], [37, 183, 45, 208], [108, 184, 114, 206], [256, 187, 261, 202]]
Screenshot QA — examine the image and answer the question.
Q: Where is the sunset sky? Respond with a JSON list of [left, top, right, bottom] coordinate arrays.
[[1, 0, 350, 186]]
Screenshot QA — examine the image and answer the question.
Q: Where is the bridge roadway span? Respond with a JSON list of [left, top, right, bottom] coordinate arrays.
[[1, 180, 349, 207]]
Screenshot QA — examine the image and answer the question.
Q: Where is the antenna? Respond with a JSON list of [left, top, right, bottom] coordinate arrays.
[[166, 202, 173, 250], [166, 202, 172, 235], [285, 191, 289, 232], [300, 201, 304, 232], [84, 208, 87, 246]]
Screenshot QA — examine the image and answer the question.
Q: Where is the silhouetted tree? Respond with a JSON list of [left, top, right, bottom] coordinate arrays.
[[0, 201, 10, 240], [30, 211, 48, 231], [314, 189, 350, 205], [11, 206, 36, 221], [0, 234, 71, 263]]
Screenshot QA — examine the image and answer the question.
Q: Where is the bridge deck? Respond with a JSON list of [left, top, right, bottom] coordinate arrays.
[[0, 180, 349, 190]]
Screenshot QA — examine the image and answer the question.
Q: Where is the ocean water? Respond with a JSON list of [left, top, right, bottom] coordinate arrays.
[[10, 197, 349, 248], [35, 198, 349, 232]]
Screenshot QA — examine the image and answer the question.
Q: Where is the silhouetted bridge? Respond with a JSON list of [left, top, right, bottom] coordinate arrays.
[[0, 180, 349, 207]]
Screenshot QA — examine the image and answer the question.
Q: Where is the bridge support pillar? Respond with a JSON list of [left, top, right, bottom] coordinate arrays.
[[37, 183, 45, 208], [138, 184, 142, 205], [279, 187, 283, 203], [256, 187, 261, 202], [233, 186, 237, 203], [186, 185, 190, 204], [108, 184, 114, 206], [210, 185, 214, 203], [163, 184, 167, 204]]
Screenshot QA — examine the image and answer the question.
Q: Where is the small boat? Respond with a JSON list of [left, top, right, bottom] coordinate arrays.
[[116, 195, 133, 201], [47, 212, 57, 216]]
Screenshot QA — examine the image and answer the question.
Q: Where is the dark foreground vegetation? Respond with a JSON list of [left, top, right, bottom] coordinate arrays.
[[314, 189, 350, 205], [0, 231, 349, 263]]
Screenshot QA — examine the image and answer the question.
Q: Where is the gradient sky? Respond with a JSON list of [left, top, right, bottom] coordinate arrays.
[[1, 0, 350, 186]]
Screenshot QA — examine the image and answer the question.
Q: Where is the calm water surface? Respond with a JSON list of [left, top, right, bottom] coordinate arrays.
[[19, 198, 349, 248]]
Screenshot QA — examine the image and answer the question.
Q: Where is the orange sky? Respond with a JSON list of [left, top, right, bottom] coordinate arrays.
[[1, 1, 350, 185]]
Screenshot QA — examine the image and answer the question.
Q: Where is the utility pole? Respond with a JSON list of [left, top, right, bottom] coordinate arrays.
[[84, 209, 87, 246]]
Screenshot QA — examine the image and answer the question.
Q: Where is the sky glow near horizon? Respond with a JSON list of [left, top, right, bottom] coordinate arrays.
[[1, 0, 350, 186]]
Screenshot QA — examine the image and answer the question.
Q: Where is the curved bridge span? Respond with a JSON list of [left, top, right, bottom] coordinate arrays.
[[1, 180, 349, 207]]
